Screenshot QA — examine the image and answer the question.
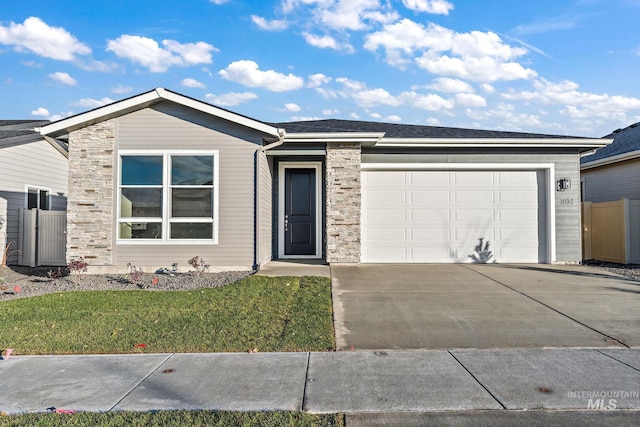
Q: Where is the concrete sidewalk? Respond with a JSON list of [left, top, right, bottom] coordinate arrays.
[[1, 348, 639, 414]]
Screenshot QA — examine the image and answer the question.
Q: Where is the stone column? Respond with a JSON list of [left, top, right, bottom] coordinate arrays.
[[325, 142, 361, 263], [67, 120, 115, 265]]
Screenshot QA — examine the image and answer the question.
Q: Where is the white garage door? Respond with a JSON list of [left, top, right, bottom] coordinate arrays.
[[361, 170, 546, 263]]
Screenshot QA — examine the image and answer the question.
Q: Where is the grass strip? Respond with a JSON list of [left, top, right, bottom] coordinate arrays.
[[0, 276, 335, 354], [0, 410, 344, 427]]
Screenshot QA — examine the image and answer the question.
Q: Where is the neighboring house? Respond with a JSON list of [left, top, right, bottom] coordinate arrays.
[[580, 122, 640, 202], [38, 88, 608, 272], [0, 120, 69, 264], [580, 122, 640, 264]]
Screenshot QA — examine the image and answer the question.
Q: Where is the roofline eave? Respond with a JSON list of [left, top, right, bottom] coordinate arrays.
[[581, 147, 640, 170]]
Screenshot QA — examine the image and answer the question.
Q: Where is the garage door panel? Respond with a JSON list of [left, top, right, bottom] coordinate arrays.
[[455, 209, 494, 222], [499, 190, 537, 203], [410, 247, 452, 262], [498, 209, 538, 223], [364, 227, 406, 242], [411, 190, 450, 203], [411, 208, 450, 223], [410, 171, 449, 185], [410, 227, 450, 242], [454, 171, 493, 185], [365, 209, 407, 223], [455, 190, 494, 203], [366, 190, 406, 203], [361, 169, 546, 263]]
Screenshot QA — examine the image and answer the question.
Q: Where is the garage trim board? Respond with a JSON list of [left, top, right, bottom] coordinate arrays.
[[361, 163, 556, 264]]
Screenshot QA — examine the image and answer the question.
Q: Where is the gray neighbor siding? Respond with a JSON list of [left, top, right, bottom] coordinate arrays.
[[0, 139, 68, 264], [361, 151, 582, 263], [111, 102, 265, 269], [582, 158, 640, 202]]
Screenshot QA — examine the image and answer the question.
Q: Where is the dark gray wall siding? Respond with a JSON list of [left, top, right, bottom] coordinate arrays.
[[582, 159, 640, 203], [114, 104, 265, 268], [362, 152, 582, 263]]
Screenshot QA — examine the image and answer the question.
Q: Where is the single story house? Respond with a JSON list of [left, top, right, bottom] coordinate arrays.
[[580, 122, 640, 202], [38, 88, 609, 272], [0, 120, 68, 265]]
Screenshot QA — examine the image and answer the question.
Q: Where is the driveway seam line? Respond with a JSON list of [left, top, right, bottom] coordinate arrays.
[[447, 350, 506, 409], [107, 353, 174, 412], [301, 352, 311, 411], [460, 265, 630, 349], [594, 349, 640, 373]]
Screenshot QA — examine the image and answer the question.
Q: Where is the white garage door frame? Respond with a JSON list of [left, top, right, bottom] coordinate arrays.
[[361, 163, 556, 263]]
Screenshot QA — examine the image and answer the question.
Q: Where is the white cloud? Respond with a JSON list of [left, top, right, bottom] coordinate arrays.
[[251, 15, 289, 31], [336, 77, 455, 111], [387, 114, 402, 121], [317, 0, 399, 31], [480, 83, 495, 94], [0, 17, 91, 61], [181, 78, 206, 88], [465, 103, 547, 132], [425, 117, 440, 125], [111, 84, 133, 94], [289, 115, 322, 121], [316, 87, 339, 99], [323, 108, 339, 115], [205, 91, 258, 106], [209, 0, 230, 4], [48, 112, 75, 122], [48, 71, 76, 86], [302, 32, 353, 52], [455, 93, 487, 107], [402, 0, 454, 15], [365, 19, 537, 82], [307, 73, 332, 88], [71, 97, 115, 108], [370, 112, 382, 119], [427, 77, 474, 93], [106, 35, 216, 72], [31, 107, 49, 117], [219, 60, 304, 92], [502, 78, 640, 124], [284, 103, 301, 112]]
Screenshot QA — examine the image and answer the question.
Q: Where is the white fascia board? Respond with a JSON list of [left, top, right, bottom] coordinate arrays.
[[376, 137, 611, 149], [39, 87, 281, 138], [283, 132, 385, 143], [39, 90, 160, 136], [157, 88, 280, 137], [581, 148, 640, 170]]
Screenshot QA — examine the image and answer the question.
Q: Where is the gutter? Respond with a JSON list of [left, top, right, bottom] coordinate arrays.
[[581, 147, 640, 170]]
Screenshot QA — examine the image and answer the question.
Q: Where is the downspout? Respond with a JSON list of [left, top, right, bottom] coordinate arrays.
[[254, 129, 286, 271]]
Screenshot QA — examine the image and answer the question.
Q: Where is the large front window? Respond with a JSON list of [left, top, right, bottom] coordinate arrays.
[[118, 152, 218, 242]]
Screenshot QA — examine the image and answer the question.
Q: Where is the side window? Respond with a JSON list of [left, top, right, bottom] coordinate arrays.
[[27, 187, 50, 210]]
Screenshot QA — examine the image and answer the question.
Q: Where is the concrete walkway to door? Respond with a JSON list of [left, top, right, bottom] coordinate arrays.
[[331, 264, 640, 351]]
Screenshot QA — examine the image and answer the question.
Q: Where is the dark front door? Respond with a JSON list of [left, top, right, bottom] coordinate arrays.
[[284, 168, 316, 256]]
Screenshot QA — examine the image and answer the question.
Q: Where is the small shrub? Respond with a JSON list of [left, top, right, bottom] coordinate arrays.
[[188, 256, 209, 273], [68, 258, 88, 284], [126, 263, 144, 284]]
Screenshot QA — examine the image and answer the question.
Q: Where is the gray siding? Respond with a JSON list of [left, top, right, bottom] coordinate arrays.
[[114, 102, 265, 269], [0, 139, 68, 264], [362, 152, 582, 263], [582, 158, 640, 203]]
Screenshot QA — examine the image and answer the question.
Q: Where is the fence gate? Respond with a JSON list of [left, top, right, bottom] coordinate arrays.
[[18, 209, 67, 267]]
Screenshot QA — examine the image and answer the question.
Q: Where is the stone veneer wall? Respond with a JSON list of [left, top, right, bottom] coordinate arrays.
[[66, 120, 115, 264], [326, 142, 361, 263]]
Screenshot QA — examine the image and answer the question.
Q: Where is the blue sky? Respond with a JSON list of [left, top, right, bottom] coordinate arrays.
[[1, 0, 639, 136]]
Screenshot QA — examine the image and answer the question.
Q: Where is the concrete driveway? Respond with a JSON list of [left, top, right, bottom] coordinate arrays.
[[331, 264, 640, 350]]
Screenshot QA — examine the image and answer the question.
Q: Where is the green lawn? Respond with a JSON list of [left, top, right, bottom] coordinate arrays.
[[0, 411, 344, 427], [0, 275, 335, 354]]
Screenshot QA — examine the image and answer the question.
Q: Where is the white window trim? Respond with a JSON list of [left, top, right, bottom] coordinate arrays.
[[25, 185, 52, 210], [278, 162, 323, 259], [361, 163, 556, 264], [117, 150, 219, 245]]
